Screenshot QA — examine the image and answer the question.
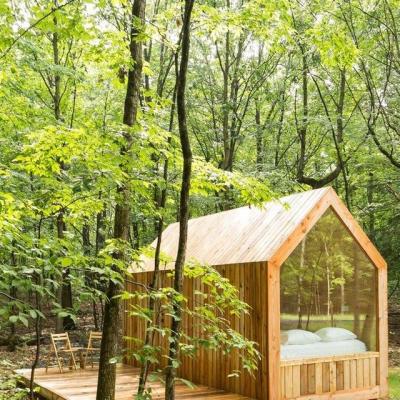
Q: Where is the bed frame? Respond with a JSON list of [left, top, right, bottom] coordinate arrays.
[[280, 352, 380, 399]]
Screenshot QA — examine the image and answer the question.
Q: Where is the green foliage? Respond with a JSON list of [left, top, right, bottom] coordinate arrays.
[[389, 368, 400, 399], [0, 0, 399, 397]]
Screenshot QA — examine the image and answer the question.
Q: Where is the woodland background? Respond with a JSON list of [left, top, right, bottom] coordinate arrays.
[[0, 0, 400, 398]]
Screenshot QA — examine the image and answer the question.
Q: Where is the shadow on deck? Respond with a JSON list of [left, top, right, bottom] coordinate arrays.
[[16, 364, 251, 400]]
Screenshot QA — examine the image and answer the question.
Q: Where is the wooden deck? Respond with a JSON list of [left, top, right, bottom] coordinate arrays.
[[16, 364, 251, 400]]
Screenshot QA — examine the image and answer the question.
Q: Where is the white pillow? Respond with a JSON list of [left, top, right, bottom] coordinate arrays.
[[284, 329, 321, 345], [315, 327, 356, 342]]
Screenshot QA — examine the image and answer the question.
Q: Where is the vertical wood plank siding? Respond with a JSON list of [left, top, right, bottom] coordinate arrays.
[[280, 353, 379, 399], [124, 262, 268, 399]]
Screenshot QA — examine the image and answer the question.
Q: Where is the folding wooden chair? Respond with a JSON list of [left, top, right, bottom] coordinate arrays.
[[45, 333, 82, 373], [83, 331, 102, 368]]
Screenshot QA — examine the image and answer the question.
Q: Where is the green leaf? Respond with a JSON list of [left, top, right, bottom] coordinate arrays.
[[60, 257, 73, 267], [19, 315, 29, 327]]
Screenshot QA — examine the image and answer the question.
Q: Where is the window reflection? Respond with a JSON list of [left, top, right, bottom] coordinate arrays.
[[280, 208, 377, 353]]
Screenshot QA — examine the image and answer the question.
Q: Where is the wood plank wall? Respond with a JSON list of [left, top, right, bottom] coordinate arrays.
[[280, 352, 379, 399], [124, 262, 268, 399]]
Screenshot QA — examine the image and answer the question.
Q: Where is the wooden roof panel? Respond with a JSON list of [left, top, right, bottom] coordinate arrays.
[[135, 188, 330, 270]]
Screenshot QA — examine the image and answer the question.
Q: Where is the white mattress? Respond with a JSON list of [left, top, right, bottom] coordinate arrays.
[[280, 339, 367, 360]]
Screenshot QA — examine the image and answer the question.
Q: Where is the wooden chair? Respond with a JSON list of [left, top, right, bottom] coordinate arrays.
[[83, 331, 102, 368], [45, 333, 81, 373]]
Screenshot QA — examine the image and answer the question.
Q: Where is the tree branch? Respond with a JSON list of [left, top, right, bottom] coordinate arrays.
[[0, 0, 77, 60]]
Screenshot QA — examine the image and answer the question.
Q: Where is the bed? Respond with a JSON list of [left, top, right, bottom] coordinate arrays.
[[280, 338, 367, 360]]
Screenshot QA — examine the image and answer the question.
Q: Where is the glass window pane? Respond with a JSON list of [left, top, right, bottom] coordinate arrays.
[[280, 208, 377, 354]]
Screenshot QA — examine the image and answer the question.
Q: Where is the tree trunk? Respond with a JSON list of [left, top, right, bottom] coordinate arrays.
[[56, 211, 75, 331], [29, 220, 43, 399], [29, 280, 42, 400], [297, 238, 306, 329], [94, 204, 106, 330], [83, 222, 98, 330], [8, 249, 18, 351], [221, 27, 230, 171], [340, 265, 345, 314], [324, 241, 332, 321], [137, 85, 177, 395], [96, 1, 145, 399], [296, 45, 343, 188], [51, 0, 75, 331], [353, 248, 361, 337], [164, 1, 194, 399], [96, 203, 106, 255], [274, 82, 287, 167], [255, 103, 263, 172], [367, 172, 375, 239]]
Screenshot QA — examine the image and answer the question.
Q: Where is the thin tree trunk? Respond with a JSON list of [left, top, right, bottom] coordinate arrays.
[[367, 172, 375, 239], [8, 249, 18, 351], [53, 0, 64, 333], [296, 44, 342, 188], [94, 203, 106, 330], [29, 287, 42, 399], [57, 211, 75, 331], [324, 241, 335, 325], [96, 203, 106, 255], [137, 85, 177, 395], [340, 265, 345, 314], [52, 0, 61, 123], [96, 1, 145, 399], [221, 25, 230, 170], [361, 301, 375, 350], [255, 102, 263, 172], [297, 51, 308, 182], [353, 248, 360, 336], [297, 238, 306, 329], [274, 85, 287, 167], [83, 222, 99, 330], [29, 220, 43, 399], [164, 1, 194, 398], [51, 0, 75, 331], [305, 270, 316, 330]]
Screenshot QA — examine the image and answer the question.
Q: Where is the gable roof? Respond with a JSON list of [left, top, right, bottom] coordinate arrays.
[[134, 187, 386, 272]]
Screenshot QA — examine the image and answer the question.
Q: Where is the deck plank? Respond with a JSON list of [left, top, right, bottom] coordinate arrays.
[[15, 365, 251, 400]]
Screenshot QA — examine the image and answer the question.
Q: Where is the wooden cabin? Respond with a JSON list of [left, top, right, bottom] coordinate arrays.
[[124, 187, 388, 400]]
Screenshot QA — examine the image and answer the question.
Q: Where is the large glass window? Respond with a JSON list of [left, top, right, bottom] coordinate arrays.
[[280, 208, 377, 352]]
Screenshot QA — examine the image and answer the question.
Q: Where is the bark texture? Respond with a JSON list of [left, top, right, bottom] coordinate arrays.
[[164, 1, 194, 399], [96, 1, 145, 399]]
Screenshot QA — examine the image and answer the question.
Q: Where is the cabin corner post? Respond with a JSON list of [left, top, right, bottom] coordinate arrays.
[[378, 266, 389, 398], [267, 260, 281, 400]]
